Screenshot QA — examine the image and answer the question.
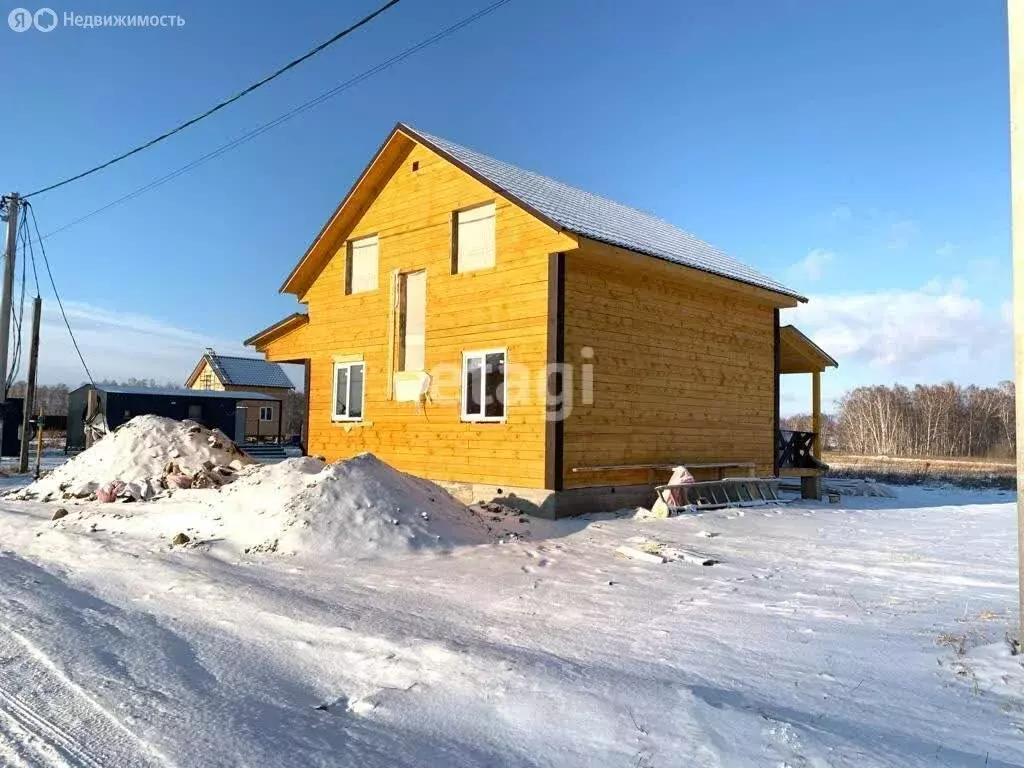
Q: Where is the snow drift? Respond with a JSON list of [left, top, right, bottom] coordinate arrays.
[[216, 453, 491, 558], [16, 415, 252, 501]]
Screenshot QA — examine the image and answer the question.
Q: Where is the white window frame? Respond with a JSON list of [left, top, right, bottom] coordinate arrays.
[[332, 361, 366, 422], [453, 203, 496, 274], [347, 235, 379, 295], [259, 406, 273, 422], [461, 348, 507, 423]]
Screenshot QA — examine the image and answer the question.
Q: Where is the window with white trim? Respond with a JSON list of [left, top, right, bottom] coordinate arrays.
[[347, 236, 378, 294], [453, 203, 495, 273], [461, 350, 505, 422], [333, 362, 365, 421], [259, 406, 273, 422]]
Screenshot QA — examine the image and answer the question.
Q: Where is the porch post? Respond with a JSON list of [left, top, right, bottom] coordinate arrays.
[[812, 370, 822, 459]]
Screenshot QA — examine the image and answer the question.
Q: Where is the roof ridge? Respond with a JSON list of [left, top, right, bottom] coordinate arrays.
[[208, 356, 274, 364], [399, 123, 803, 302], [405, 124, 683, 230]]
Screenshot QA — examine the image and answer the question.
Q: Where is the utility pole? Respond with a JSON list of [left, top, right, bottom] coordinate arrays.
[[0, 194, 19, 403], [1008, 0, 1023, 651], [18, 297, 41, 473], [0, 194, 20, 470]]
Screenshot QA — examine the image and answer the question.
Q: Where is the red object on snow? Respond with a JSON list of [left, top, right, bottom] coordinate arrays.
[[95, 481, 125, 503]]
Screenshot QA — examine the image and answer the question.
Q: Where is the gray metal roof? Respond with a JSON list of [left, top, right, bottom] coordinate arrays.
[[99, 385, 278, 401], [403, 125, 804, 301], [206, 354, 294, 389]]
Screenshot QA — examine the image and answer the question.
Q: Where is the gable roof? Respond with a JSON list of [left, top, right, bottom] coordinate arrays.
[[186, 351, 294, 390], [399, 125, 804, 301], [779, 325, 838, 374]]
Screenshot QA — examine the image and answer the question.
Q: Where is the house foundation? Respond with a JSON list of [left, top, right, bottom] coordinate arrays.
[[433, 480, 658, 519]]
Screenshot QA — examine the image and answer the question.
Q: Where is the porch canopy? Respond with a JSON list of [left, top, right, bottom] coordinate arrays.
[[779, 325, 838, 462], [780, 325, 838, 375]]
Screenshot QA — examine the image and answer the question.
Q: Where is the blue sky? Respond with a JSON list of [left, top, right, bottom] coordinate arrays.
[[0, 0, 1011, 413]]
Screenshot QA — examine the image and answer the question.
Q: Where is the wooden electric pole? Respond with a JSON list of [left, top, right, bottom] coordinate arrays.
[[18, 297, 41, 473], [1008, 0, 1023, 650]]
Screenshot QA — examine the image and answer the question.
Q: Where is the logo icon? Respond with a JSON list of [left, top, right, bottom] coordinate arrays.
[[8, 8, 32, 31], [33, 8, 56, 31]]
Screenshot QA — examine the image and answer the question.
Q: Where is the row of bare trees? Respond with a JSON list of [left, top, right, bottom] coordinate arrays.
[[784, 382, 1016, 459]]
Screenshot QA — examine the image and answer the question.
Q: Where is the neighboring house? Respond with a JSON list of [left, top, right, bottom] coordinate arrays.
[[67, 385, 279, 450], [246, 123, 836, 516], [185, 349, 293, 442]]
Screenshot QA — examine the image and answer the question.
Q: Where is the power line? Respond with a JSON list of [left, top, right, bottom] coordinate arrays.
[[7, 217, 30, 388], [23, 214, 41, 298], [24, 0, 405, 199], [36, 0, 512, 242], [24, 202, 94, 384]]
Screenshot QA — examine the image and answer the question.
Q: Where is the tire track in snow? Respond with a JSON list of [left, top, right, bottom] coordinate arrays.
[[0, 624, 170, 767]]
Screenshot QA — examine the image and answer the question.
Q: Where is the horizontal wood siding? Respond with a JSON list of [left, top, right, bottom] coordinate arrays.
[[264, 142, 575, 487], [562, 242, 777, 488]]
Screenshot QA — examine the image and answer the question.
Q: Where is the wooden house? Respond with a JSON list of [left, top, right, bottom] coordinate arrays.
[[185, 349, 293, 443], [246, 124, 836, 515]]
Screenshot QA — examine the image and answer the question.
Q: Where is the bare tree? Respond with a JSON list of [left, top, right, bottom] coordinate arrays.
[[833, 382, 1015, 459]]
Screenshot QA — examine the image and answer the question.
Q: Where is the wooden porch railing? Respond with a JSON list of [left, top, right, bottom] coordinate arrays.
[[776, 429, 824, 470]]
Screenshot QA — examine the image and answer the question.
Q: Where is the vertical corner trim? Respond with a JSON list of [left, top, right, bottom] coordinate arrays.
[[772, 308, 781, 477], [546, 252, 566, 492], [303, 359, 312, 456]]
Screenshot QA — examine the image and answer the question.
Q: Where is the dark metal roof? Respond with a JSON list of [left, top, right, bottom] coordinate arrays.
[[401, 124, 805, 301], [98, 386, 278, 401], [205, 353, 294, 389]]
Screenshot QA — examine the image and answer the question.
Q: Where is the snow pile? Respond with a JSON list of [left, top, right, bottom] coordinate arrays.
[[16, 415, 252, 502], [218, 453, 490, 558]]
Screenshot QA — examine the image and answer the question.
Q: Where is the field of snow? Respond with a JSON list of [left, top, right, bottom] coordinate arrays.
[[0, 470, 1019, 766]]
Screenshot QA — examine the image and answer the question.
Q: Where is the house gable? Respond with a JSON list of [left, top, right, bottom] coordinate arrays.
[[282, 126, 577, 300], [186, 359, 226, 391], [261, 134, 576, 488]]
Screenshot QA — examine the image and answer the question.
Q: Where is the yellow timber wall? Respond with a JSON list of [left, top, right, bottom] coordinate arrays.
[[561, 241, 778, 489], [262, 141, 575, 488]]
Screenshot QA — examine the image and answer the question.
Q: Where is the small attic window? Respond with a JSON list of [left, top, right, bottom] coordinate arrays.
[[411, 160, 420, 172], [453, 203, 496, 273], [346, 235, 379, 295]]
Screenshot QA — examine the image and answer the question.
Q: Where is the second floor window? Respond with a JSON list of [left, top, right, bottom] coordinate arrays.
[[347, 235, 379, 294], [453, 203, 495, 273], [398, 271, 426, 372]]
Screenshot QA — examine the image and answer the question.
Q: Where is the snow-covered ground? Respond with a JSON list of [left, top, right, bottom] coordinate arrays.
[[0, 469, 1019, 766]]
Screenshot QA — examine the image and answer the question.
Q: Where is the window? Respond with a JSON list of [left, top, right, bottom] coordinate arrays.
[[333, 362, 365, 421], [398, 271, 426, 371], [259, 406, 273, 422], [346, 236, 379, 294], [462, 350, 506, 422], [453, 203, 495, 273]]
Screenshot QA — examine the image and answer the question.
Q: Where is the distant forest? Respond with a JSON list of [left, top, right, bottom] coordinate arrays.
[[783, 382, 1016, 460]]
